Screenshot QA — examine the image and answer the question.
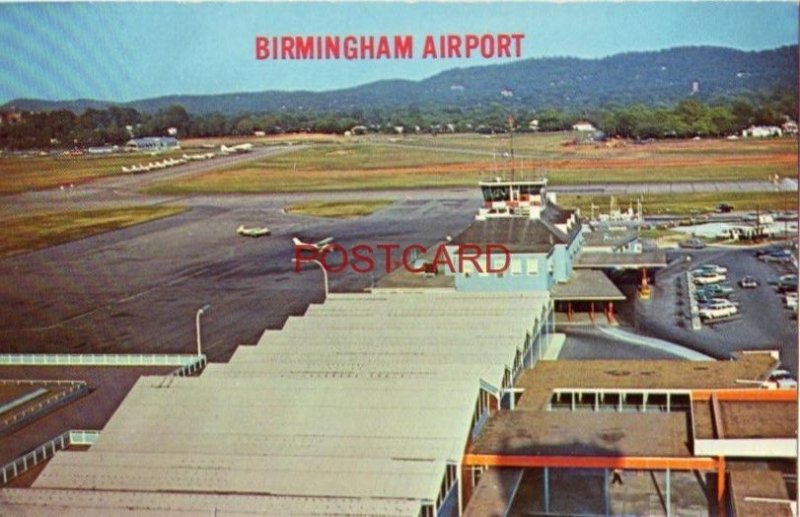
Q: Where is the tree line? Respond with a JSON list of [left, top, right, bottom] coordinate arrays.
[[0, 89, 795, 150]]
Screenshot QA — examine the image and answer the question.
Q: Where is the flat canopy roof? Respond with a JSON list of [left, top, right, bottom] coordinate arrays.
[[469, 353, 781, 461], [583, 229, 639, 248], [0, 488, 421, 516], [693, 400, 797, 440], [575, 251, 667, 269], [16, 291, 550, 515], [470, 410, 692, 457], [515, 354, 778, 411], [551, 269, 626, 301], [729, 470, 794, 517]]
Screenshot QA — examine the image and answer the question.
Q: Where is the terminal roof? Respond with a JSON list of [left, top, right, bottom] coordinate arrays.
[[452, 217, 575, 253], [15, 291, 550, 515]]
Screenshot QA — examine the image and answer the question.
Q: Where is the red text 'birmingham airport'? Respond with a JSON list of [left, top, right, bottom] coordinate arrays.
[[293, 243, 511, 274], [255, 34, 525, 60]]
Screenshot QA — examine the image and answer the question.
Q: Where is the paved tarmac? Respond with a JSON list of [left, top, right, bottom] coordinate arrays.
[[0, 192, 477, 361]]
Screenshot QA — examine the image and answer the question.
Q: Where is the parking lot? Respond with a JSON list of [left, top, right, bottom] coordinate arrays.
[[638, 246, 799, 375]]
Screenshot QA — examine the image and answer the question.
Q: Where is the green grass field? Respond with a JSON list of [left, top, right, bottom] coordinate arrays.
[[0, 206, 185, 257], [1, 133, 796, 195], [0, 151, 187, 194], [285, 200, 393, 218], [144, 134, 797, 194], [559, 191, 798, 216], [396, 132, 798, 157]]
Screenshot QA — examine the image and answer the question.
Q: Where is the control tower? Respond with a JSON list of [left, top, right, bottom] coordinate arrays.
[[477, 173, 556, 220]]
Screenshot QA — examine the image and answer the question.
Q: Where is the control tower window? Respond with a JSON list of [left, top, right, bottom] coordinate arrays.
[[481, 186, 510, 202]]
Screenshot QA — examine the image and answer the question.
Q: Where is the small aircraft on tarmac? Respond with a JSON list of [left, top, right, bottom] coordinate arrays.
[[220, 143, 254, 154], [237, 225, 271, 237], [292, 236, 334, 250]]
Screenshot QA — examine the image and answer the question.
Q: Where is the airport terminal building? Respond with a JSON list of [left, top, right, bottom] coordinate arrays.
[[125, 136, 180, 152]]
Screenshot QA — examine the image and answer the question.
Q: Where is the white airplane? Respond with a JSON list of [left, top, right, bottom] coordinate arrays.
[[237, 225, 270, 237], [292, 236, 334, 250], [220, 143, 254, 154]]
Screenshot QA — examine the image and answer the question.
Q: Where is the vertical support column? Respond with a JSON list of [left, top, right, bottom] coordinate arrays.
[[590, 302, 595, 324], [716, 457, 726, 517], [526, 331, 532, 368], [537, 333, 542, 362], [461, 464, 474, 513], [457, 463, 464, 516], [604, 468, 610, 516], [666, 468, 671, 517], [567, 302, 573, 321], [543, 467, 550, 514], [667, 393, 671, 413]]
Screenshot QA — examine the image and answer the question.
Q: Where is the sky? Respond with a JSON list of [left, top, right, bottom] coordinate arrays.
[[0, 2, 797, 104]]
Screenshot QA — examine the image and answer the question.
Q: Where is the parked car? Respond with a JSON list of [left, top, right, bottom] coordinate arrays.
[[695, 292, 714, 305], [692, 264, 728, 275], [754, 245, 785, 258], [715, 203, 734, 213], [699, 299, 738, 320], [738, 276, 759, 288], [777, 277, 799, 293], [696, 294, 738, 307], [679, 238, 706, 249], [785, 292, 798, 310], [760, 250, 794, 263], [696, 284, 734, 297], [764, 369, 798, 389], [769, 274, 797, 286], [693, 271, 726, 285]]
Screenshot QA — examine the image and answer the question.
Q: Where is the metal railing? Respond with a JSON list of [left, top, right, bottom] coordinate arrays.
[[0, 353, 202, 367], [0, 379, 86, 387], [170, 355, 207, 377], [0, 429, 99, 486], [0, 382, 88, 435]]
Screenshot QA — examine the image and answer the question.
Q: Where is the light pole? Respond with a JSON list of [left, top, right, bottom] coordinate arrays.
[[196, 304, 210, 356], [293, 258, 329, 298]]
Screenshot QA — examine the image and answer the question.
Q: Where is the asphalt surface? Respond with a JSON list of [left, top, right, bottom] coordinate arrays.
[[637, 247, 799, 375], [0, 193, 478, 362]]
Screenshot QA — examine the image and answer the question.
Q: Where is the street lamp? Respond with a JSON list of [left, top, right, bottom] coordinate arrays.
[[196, 304, 210, 356], [292, 258, 329, 298]]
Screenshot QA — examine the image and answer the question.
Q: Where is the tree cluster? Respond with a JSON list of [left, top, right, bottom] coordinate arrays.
[[0, 89, 795, 150]]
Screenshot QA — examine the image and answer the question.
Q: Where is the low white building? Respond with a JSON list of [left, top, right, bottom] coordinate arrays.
[[781, 121, 798, 135], [125, 137, 180, 151], [742, 126, 782, 138], [572, 121, 596, 132]]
